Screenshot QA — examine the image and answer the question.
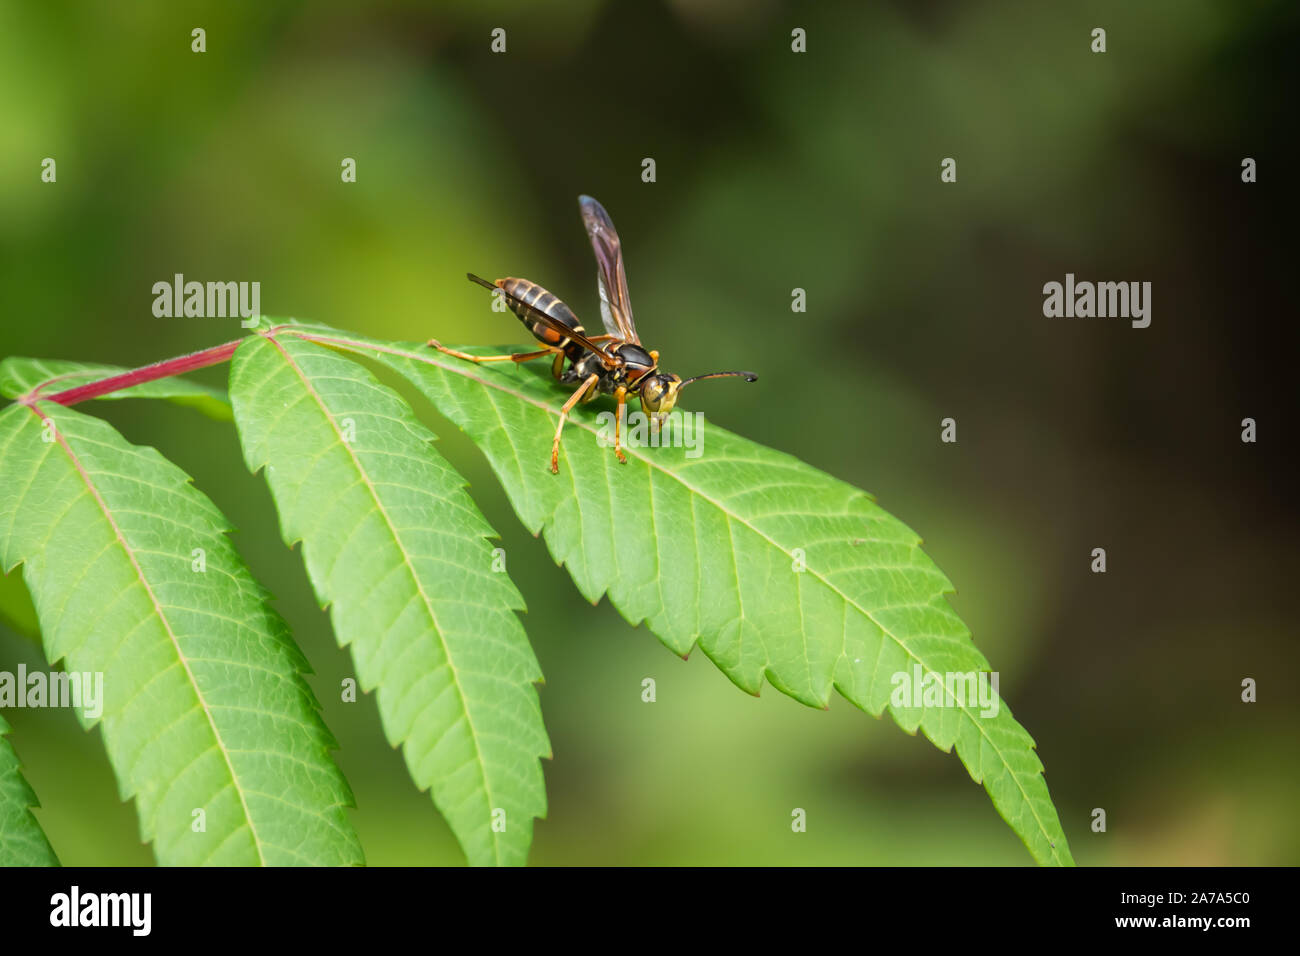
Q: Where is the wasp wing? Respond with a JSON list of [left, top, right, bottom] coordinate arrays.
[[579, 195, 639, 344]]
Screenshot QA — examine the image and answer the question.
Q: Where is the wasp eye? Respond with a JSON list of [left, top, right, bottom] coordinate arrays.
[[640, 377, 666, 412]]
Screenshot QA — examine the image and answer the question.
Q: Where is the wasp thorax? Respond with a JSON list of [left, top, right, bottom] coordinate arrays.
[[614, 343, 655, 371]]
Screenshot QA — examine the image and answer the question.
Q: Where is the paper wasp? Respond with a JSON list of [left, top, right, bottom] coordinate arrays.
[[432, 195, 756, 473]]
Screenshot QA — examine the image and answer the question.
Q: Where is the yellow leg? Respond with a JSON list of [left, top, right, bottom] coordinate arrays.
[[428, 339, 558, 364], [551, 374, 600, 473], [613, 387, 628, 464]]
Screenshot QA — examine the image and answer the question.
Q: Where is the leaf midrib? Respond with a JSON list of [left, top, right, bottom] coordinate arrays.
[[289, 329, 1065, 863]]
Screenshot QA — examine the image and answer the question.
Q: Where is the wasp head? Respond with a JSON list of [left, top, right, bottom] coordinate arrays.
[[639, 373, 682, 428]]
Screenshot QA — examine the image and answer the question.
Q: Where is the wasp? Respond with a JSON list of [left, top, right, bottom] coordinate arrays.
[[431, 195, 756, 473]]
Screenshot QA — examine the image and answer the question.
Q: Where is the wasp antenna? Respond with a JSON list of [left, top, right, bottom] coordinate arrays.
[[679, 370, 759, 389], [467, 272, 498, 291]]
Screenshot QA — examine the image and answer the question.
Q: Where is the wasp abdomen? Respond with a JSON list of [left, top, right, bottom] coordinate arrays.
[[498, 277, 584, 347]]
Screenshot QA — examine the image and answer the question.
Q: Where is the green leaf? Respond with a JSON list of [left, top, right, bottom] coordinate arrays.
[[228, 330, 549, 866], [0, 357, 232, 420], [292, 324, 1072, 866], [0, 713, 59, 866], [0, 400, 362, 865]]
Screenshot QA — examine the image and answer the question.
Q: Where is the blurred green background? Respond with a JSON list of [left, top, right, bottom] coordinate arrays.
[[1, 0, 1296, 865]]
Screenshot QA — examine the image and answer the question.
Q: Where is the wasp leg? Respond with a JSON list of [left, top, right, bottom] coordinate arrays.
[[613, 386, 629, 464], [428, 339, 559, 364], [551, 373, 600, 474], [548, 335, 620, 379]]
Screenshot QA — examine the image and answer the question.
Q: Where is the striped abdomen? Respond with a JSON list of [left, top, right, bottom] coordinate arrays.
[[497, 277, 585, 349]]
